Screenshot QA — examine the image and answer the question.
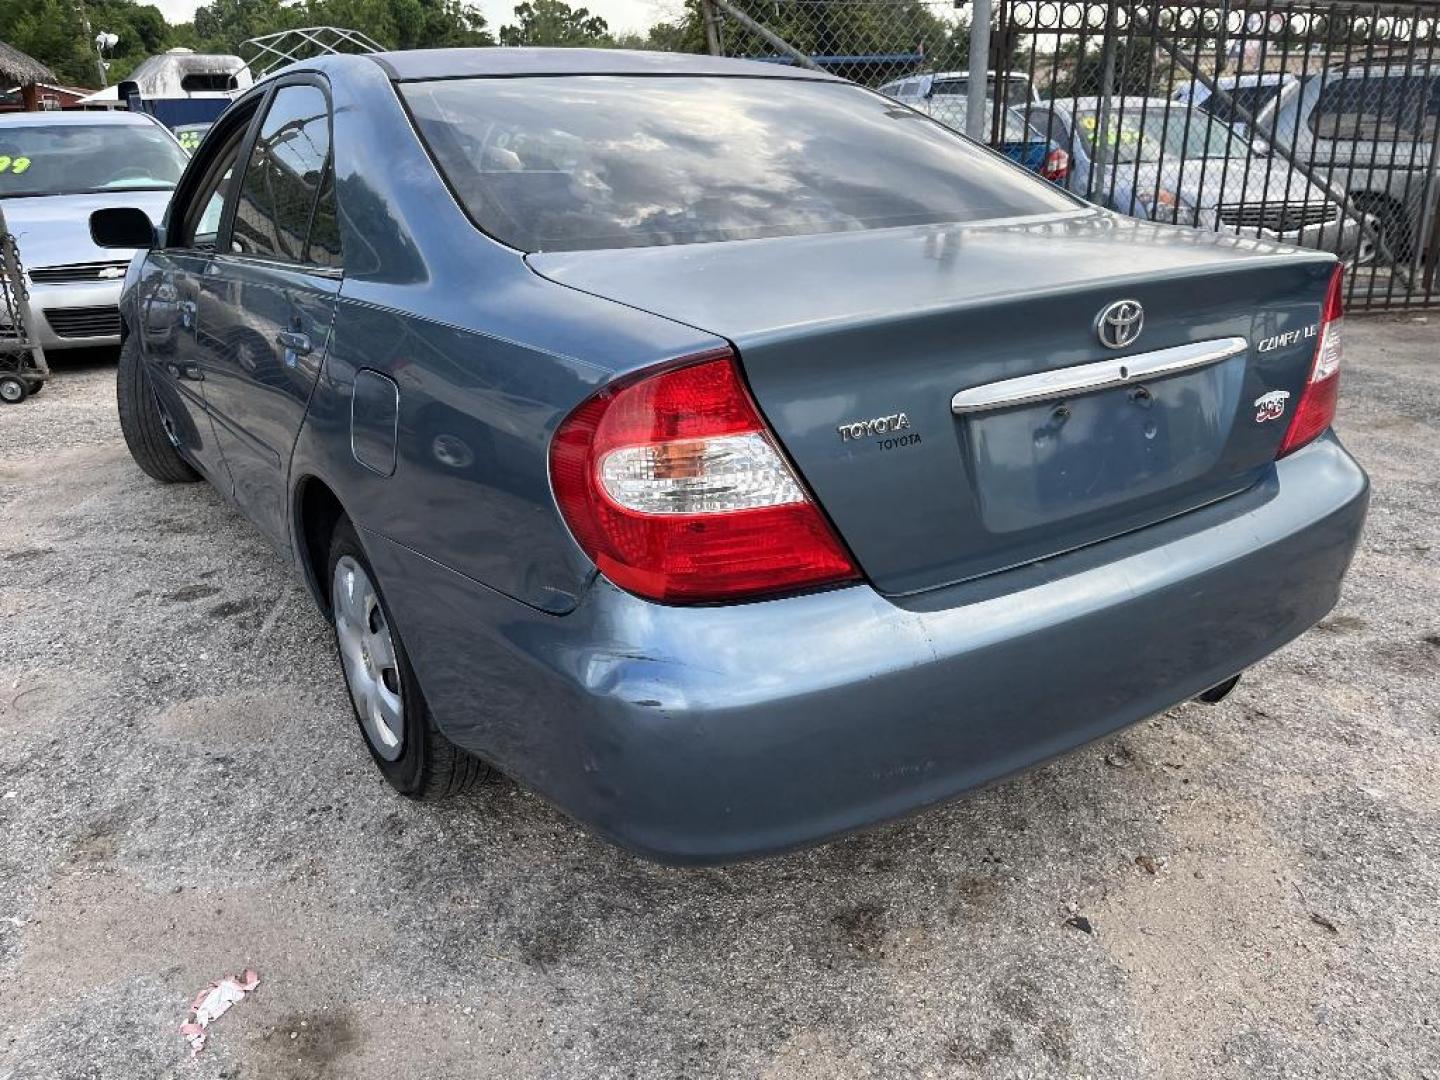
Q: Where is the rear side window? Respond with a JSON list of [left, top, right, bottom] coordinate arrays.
[[1309, 74, 1432, 140], [1199, 84, 1280, 123], [232, 83, 339, 266], [401, 75, 1077, 253], [932, 77, 1030, 106]]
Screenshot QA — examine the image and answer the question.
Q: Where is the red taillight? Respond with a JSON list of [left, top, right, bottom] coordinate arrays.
[[1279, 264, 1344, 458], [1041, 148, 1070, 182], [549, 350, 859, 604]]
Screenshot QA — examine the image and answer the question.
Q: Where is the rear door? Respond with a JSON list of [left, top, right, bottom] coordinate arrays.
[[196, 79, 342, 551]]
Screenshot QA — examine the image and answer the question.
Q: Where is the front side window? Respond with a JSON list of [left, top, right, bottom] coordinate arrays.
[[0, 122, 187, 197], [402, 75, 1077, 253], [184, 130, 247, 248], [193, 166, 235, 247], [232, 83, 336, 265]]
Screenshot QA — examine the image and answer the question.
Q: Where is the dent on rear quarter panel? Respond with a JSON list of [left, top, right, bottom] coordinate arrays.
[[287, 56, 721, 613]]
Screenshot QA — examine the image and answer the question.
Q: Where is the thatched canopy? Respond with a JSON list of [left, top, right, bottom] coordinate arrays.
[[1, 41, 60, 110], [0, 41, 57, 88]]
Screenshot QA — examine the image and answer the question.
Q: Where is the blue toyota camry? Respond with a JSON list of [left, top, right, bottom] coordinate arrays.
[[94, 48, 1368, 863]]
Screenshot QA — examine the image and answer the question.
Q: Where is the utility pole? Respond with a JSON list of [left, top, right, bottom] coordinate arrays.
[[73, 0, 107, 87], [965, 0, 991, 142]]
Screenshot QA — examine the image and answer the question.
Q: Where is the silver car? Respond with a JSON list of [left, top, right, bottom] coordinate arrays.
[[877, 69, 1039, 121], [1029, 97, 1368, 258], [0, 111, 187, 350], [1255, 63, 1439, 261]]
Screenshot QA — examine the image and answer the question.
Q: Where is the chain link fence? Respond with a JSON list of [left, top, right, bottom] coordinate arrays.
[[704, 0, 1440, 311]]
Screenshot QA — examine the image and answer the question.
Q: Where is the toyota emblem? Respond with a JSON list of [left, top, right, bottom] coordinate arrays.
[[1096, 299, 1144, 350]]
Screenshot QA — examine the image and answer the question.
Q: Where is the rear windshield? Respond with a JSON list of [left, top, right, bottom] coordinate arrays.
[[401, 75, 1076, 252]]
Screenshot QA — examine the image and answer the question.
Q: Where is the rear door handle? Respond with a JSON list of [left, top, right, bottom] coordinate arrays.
[[275, 330, 313, 355]]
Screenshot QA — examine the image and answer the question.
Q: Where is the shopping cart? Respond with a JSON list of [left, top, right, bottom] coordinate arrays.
[[0, 206, 49, 405]]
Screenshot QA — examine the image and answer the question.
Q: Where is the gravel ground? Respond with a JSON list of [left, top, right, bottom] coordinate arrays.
[[1, 321, 1437, 1080]]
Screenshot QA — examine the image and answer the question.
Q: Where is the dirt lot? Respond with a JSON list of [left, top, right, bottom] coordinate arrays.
[[0, 320, 1437, 1080]]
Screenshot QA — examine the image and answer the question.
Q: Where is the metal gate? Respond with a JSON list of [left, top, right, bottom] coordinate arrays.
[[704, 0, 1440, 311]]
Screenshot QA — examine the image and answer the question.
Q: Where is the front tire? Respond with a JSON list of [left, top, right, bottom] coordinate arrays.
[[116, 334, 199, 483], [327, 519, 490, 799]]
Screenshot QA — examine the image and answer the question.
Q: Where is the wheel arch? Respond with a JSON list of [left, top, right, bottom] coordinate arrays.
[[294, 474, 348, 612]]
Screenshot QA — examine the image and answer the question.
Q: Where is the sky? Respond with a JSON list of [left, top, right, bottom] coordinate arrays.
[[148, 0, 681, 35]]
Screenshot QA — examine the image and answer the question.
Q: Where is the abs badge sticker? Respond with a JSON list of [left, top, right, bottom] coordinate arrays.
[[1254, 390, 1291, 423]]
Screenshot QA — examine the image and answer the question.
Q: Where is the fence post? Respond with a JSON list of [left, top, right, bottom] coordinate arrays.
[[966, 0, 992, 141], [699, 0, 723, 57], [1090, 5, 1118, 201], [707, 0, 825, 71]]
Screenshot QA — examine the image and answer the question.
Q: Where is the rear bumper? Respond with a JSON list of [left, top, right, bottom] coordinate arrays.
[[365, 434, 1368, 864]]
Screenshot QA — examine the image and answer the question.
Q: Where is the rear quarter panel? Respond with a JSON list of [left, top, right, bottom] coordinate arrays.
[[289, 57, 720, 612]]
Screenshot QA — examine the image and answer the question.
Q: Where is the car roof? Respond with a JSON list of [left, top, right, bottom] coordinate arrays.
[[0, 109, 161, 126], [1186, 72, 1291, 87], [1064, 96, 1183, 110], [368, 47, 844, 82]]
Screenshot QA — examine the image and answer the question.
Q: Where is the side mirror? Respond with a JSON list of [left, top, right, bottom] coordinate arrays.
[[90, 207, 157, 250]]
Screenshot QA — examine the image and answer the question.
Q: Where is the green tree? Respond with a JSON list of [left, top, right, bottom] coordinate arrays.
[[188, 0, 305, 51], [1, 0, 175, 88], [612, 14, 706, 54], [175, 0, 492, 54], [499, 0, 611, 48], [609, 0, 705, 53]]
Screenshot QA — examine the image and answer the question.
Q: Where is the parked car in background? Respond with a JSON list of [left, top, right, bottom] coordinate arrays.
[[876, 83, 1070, 182], [1027, 97, 1367, 257], [1255, 63, 1440, 260], [0, 111, 187, 350], [987, 107, 1072, 182], [97, 49, 1366, 863], [877, 69, 1038, 120], [1171, 72, 1296, 139]]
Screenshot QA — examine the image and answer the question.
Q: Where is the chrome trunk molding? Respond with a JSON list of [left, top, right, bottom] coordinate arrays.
[[950, 336, 1249, 416]]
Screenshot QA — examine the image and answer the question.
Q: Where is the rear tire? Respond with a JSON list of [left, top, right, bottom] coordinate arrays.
[[327, 518, 490, 800], [116, 334, 199, 483], [1355, 194, 1414, 264]]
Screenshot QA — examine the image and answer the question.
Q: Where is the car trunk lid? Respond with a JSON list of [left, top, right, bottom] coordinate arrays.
[[529, 211, 1336, 596]]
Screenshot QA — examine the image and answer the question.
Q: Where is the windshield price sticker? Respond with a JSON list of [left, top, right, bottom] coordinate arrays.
[[0, 156, 33, 175], [1077, 115, 1144, 149]]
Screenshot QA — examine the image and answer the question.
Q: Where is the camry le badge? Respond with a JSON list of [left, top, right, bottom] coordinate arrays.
[[1096, 299, 1144, 350]]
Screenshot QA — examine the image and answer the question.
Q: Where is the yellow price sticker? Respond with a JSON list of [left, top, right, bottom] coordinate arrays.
[[1078, 115, 1142, 148], [0, 156, 33, 174]]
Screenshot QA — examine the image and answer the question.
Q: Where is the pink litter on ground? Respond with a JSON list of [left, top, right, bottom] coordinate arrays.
[[180, 968, 260, 1057]]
